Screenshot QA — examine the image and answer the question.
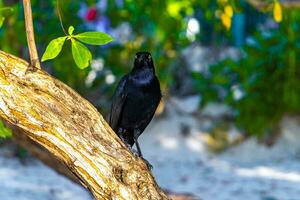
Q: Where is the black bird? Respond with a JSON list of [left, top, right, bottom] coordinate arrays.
[[109, 52, 161, 160]]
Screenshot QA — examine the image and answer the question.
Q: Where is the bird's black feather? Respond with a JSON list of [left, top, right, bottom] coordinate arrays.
[[109, 75, 128, 131], [109, 52, 161, 155]]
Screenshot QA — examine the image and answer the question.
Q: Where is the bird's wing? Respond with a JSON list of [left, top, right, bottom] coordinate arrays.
[[109, 76, 128, 132]]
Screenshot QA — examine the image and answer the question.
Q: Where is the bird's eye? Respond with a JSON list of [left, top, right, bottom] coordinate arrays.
[[135, 55, 138, 59], [148, 55, 151, 60]]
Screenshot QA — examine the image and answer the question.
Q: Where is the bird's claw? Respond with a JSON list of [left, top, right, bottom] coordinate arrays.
[[141, 158, 153, 170], [127, 147, 153, 170], [130, 148, 140, 157]]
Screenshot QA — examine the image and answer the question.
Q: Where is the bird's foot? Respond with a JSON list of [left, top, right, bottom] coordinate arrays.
[[131, 153, 153, 170], [129, 147, 140, 157], [141, 157, 153, 170], [119, 135, 133, 151]]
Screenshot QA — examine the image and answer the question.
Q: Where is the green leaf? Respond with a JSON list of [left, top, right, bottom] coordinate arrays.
[[0, 17, 4, 28], [74, 32, 113, 45], [41, 36, 67, 61], [0, 7, 14, 12], [68, 26, 74, 35], [0, 121, 12, 138], [71, 39, 92, 69]]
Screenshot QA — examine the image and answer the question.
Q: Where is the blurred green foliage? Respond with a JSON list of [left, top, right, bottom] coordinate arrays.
[[0, 0, 200, 114], [1, 0, 298, 139], [0, 4, 13, 28], [193, 7, 300, 137], [0, 121, 12, 138], [104, 0, 194, 89], [0, 0, 89, 90]]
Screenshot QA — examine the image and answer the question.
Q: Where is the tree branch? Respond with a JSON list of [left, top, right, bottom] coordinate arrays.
[[10, 126, 81, 184], [23, 0, 41, 69], [0, 50, 168, 200]]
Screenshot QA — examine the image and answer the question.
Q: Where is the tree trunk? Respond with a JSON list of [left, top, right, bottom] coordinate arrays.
[[0, 50, 168, 200]]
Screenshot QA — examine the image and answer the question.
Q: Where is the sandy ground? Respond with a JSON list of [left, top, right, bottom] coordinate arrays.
[[141, 102, 300, 200], [1, 100, 300, 200], [0, 147, 93, 200]]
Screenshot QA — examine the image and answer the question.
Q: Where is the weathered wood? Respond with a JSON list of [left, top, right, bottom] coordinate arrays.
[[0, 50, 168, 200], [10, 126, 81, 184]]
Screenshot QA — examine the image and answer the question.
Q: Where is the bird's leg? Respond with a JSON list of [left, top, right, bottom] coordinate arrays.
[[133, 130, 153, 170], [119, 128, 133, 150], [133, 131, 142, 157], [118, 128, 125, 142]]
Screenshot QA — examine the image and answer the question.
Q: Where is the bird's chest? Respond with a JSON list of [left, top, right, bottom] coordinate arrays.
[[126, 82, 157, 106], [121, 87, 157, 130], [123, 78, 159, 117], [118, 73, 161, 130]]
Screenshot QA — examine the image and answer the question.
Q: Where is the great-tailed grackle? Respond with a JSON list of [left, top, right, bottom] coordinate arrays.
[[109, 52, 161, 163]]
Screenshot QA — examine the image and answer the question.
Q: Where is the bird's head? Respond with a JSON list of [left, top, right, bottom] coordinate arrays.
[[133, 52, 154, 72]]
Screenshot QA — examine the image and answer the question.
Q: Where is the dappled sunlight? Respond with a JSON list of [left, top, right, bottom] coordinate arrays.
[[236, 167, 300, 182], [140, 103, 300, 199], [158, 135, 178, 150], [185, 134, 206, 153], [0, 167, 17, 177], [0, 153, 92, 200], [186, 17, 200, 41]]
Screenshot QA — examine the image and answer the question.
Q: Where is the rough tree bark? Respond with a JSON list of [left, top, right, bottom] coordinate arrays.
[[10, 127, 80, 183], [0, 50, 168, 200]]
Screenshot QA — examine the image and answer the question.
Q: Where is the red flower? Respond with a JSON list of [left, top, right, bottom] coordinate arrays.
[[85, 7, 97, 21]]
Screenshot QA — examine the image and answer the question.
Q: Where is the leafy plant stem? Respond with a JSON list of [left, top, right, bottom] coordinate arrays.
[[23, 0, 41, 69], [56, 0, 67, 36]]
